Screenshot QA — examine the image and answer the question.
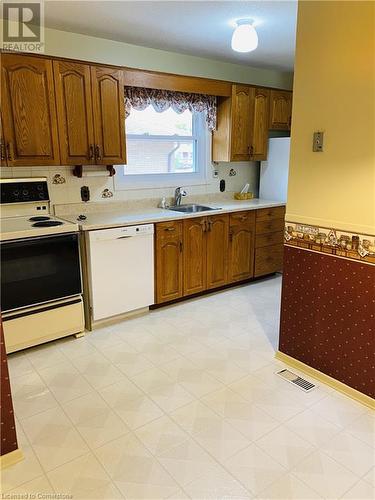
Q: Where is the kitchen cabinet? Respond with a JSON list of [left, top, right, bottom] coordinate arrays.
[[183, 218, 207, 296], [91, 66, 126, 165], [206, 214, 229, 289], [254, 206, 285, 276], [269, 90, 292, 130], [155, 206, 284, 304], [251, 88, 270, 160], [1, 53, 60, 166], [53, 61, 95, 165], [212, 84, 271, 162], [54, 61, 126, 165], [213, 84, 254, 162], [155, 221, 183, 304], [228, 211, 256, 283]]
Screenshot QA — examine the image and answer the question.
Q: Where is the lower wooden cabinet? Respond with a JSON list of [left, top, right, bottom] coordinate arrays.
[[183, 218, 207, 296], [228, 211, 255, 283], [254, 206, 286, 277], [154, 207, 285, 304], [155, 221, 183, 304], [206, 214, 229, 289], [254, 244, 284, 277]]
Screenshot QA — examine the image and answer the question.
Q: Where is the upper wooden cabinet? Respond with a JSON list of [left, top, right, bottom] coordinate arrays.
[[213, 85, 253, 162], [54, 62, 126, 165], [269, 90, 292, 130], [53, 61, 95, 165], [91, 66, 126, 165], [251, 88, 270, 160], [212, 84, 270, 162], [1, 54, 60, 166]]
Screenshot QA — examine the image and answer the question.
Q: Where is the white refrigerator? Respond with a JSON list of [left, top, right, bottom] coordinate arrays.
[[259, 137, 290, 202]]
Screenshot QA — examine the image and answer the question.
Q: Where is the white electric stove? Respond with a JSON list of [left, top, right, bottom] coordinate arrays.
[[0, 178, 85, 353]]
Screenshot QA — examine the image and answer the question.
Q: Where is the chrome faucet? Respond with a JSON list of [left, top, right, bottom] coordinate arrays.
[[174, 187, 187, 206]]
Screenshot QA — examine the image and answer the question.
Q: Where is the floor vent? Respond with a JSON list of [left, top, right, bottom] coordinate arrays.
[[276, 369, 317, 392]]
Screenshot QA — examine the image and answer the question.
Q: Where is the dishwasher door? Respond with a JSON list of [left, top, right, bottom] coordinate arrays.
[[88, 224, 154, 321]]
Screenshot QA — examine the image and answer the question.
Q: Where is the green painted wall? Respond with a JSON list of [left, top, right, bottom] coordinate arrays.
[[42, 26, 293, 89]]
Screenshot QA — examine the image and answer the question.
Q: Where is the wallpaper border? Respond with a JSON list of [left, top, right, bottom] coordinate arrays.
[[284, 221, 375, 265]]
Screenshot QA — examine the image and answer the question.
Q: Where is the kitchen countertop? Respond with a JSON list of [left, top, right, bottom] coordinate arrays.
[[61, 199, 286, 231]]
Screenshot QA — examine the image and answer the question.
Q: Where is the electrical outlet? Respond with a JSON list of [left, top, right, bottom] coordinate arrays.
[[212, 169, 219, 179], [313, 131, 324, 152]]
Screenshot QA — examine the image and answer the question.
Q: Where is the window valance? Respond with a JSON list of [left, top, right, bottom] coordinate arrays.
[[124, 87, 217, 130]]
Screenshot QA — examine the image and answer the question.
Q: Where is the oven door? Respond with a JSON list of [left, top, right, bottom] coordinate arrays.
[[1, 233, 82, 312]]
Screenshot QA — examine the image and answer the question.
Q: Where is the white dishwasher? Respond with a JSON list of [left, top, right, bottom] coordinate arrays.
[[87, 224, 154, 321]]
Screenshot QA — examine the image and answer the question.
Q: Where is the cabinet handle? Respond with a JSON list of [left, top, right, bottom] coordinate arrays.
[[207, 219, 213, 232], [288, 116, 291, 128], [88, 144, 95, 161], [240, 215, 247, 221], [165, 227, 175, 232], [179, 241, 183, 252], [95, 144, 102, 161], [229, 231, 233, 242], [200, 220, 207, 232], [250, 145, 254, 156], [6, 142, 13, 161], [0, 141, 5, 161]]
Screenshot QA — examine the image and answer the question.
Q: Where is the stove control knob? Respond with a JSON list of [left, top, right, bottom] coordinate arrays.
[[77, 214, 87, 221], [22, 189, 29, 196]]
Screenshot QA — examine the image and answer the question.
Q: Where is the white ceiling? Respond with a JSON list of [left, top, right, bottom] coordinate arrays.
[[45, 1, 297, 71]]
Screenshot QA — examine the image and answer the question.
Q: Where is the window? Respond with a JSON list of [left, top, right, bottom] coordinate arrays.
[[115, 105, 209, 190]]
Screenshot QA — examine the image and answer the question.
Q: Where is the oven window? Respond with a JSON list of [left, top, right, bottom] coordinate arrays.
[[1, 234, 82, 312]]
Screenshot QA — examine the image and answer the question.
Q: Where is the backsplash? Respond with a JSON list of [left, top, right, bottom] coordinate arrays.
[[0, 162, 259, 208]]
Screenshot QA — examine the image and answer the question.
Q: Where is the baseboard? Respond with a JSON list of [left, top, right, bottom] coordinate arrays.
[[0, 448, 24, 469], [275, 351, 375, 410]]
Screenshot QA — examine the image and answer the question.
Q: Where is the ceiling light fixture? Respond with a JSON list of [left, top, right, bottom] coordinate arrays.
[[231, 19, 258, 53]]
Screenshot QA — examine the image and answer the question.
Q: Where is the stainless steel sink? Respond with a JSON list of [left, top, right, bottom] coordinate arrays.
[[169, 204, 219, 213]]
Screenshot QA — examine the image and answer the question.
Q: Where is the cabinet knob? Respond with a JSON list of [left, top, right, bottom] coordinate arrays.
[[6, 142, 13, 161], [88, 144, 95, 161], [165, 227, 175, 232], [95, 145, 102, 161]]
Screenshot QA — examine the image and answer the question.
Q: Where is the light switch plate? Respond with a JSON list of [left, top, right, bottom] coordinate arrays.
[[313, 131, 324, 152]]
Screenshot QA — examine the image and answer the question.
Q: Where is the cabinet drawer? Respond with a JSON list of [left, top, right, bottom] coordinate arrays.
[[256, 206, 285, 221], [254, 244, 284, 277], [230, 211, 255, 228], [256, 231, 284, 248], [156, 221, 182, 240], [256, 218, 284, 234]]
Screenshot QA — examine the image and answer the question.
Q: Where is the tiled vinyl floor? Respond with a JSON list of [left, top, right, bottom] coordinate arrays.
[[2, 275, 374, 499]]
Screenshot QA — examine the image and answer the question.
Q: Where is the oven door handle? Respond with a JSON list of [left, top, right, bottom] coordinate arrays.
[[0, 232, 79, 246]]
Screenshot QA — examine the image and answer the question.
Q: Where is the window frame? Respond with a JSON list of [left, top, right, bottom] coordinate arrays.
[[114, 109, 210, 191]]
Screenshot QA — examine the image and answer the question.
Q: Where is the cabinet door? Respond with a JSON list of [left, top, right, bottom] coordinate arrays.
[[251, 88, 270, 160], [206, 214, 229, 289], [183, 217, 207, 296], [269, 90, 292, 130], [228, 211, 255, 283], [155, 221, 183, 304], [230, 85, 255, 161], [1, 54, 60, 166], [53, 61, 95, 165], [91, 66, 126, 164]]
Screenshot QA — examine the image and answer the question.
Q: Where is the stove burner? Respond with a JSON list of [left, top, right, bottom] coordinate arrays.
[[29, 216, 51, 222], [32, 220, 63, 227]]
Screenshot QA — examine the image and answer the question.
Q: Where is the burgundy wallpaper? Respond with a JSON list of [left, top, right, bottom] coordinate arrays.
[[279, 246, 375, 398], [0, 318, 18, 456]]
